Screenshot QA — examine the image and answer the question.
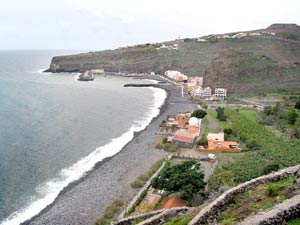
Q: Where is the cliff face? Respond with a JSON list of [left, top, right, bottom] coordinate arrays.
[[47, 24, 300, 96]]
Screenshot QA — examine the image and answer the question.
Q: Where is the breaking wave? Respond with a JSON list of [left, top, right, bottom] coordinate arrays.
[[0, 87, 166, 225]]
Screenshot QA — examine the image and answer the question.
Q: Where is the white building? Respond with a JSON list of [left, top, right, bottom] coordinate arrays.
[[215, 88, 227, 98], [191, 87, 212, 98], [207, 132, 224, 142], [164, 70, 188, 82]]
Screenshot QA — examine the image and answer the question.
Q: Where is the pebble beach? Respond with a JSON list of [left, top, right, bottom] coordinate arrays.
[[25, 79, 196, 225]]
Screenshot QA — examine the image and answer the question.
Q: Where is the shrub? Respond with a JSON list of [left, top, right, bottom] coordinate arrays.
[[216, 107, 227, 121], [130, 159, 164, 189], [287, 109, 299, 124], [262, 163, 280, 175], [162, 137, 168, 144], [191, 109, 207, 118], [197, 137, 207, 146], [95, 199, 123, 225], [164, 217, 192, 225], [266, 186, 279, 197], [295, 100, 300, 109]]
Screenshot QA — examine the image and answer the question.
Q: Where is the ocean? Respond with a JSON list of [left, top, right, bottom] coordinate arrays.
[[0, 50, 166, 225]]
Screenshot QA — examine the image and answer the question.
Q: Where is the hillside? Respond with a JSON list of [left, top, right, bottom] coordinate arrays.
[[46, 24, 300, 96]]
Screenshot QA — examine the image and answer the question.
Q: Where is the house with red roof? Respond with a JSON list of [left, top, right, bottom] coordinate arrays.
[[172, 130, 196, 148]]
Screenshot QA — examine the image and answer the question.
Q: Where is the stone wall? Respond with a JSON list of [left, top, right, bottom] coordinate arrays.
[[188, 165, 300, 225], [238, 194, 300, 225], [115, 207, 189, 225]]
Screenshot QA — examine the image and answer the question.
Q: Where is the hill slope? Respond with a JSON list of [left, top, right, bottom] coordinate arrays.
[[47, 24, 300, 96]]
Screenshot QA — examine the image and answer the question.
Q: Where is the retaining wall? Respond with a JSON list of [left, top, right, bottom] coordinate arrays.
[[188, 165, 300, 225]]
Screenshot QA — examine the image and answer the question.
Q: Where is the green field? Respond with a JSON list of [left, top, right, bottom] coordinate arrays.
[[208, 108, 300, 191], [208, 110, 229, 129]]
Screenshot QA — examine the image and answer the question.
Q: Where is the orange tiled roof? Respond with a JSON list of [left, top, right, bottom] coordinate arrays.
[[173, 130, 196, 143], [161, 195, 188, 209]]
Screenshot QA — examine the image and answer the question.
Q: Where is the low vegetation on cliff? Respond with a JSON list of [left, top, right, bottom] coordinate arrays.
[[48, 24, 300, 97]]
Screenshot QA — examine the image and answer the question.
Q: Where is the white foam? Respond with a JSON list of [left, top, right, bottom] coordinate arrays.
[[0, 87, 167, 225]]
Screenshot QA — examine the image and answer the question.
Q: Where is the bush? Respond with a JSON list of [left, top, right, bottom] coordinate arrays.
[[295, 100, 300, 109], [164, 217, 192, 225], [126, 189, 147, 215], [266, 186, 279, 197], [130, 158, 164, 189], [262, 163, 280, 175], [287, 109, 299, 124], [197, 137, 208, 146], [191, 109, 207, 118], [263, 106, 273, 116], [216, 107, 227, 121], [156, 142, 180, 153], [95, 199, 123, 225], [162, 137, 168, 144], [224, 128, 233, 136]]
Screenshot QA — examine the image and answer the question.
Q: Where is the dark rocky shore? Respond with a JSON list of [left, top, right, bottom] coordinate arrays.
[[24, 76, 197, 225]]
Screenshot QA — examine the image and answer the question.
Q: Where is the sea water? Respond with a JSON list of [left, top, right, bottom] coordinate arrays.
[[0, 50, 166, 225]]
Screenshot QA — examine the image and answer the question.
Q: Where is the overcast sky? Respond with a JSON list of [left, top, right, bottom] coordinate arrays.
[[0, 0, 299, 50]]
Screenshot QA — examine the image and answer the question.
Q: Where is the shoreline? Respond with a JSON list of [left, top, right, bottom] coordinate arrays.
[[22, 74, 196, 225]]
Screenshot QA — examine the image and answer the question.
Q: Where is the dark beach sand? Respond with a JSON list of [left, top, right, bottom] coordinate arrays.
[[26, 81, 196, 225]]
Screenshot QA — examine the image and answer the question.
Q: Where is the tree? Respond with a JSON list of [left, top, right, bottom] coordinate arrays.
[[196, 136, 208, 146], [151, 161, 206, 201], [295, 100, 300, 110], [191, 109, 207, 118], [216, 107, 227, 121], [287, 109, 299, 124]]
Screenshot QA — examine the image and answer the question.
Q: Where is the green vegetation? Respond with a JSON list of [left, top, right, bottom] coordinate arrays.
[[219, 214, 236, 225], [239, 109, 258, 122], [295, 100, 300, 109], [163, 217, 192, 225], [51, 26, 300, 97], [131, 158, 165, 189], [130, 218, 145, 224], [208, 108, 300, 191], [196, 136, 208, 146], [208, 110, 229, 129], [259, 102, 300, 138], [95, 199, 123, 225], [203, 117, 209, 135], [287, 219, 300, 225], [151, 160, 206, 201], [163, 137, 168, 144], [191, 109, 207, 118], [217, 176, 297, 225], [288, 109, 299, 124], [216, 107, 227, 121], [156, 142, 180, 153], [126, 189, 148, 216]]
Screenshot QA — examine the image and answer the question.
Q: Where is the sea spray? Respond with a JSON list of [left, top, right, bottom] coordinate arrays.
[[0, 87, 167, 225]]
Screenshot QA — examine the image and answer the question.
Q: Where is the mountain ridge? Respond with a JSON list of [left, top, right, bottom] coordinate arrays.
[[46, 23, 300, 96]]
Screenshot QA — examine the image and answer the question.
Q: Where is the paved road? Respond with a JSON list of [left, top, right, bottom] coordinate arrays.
[[206, 112, 222, 132]]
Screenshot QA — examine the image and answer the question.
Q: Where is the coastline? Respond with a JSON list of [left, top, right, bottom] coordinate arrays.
[[21, 75, 196, 225]]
